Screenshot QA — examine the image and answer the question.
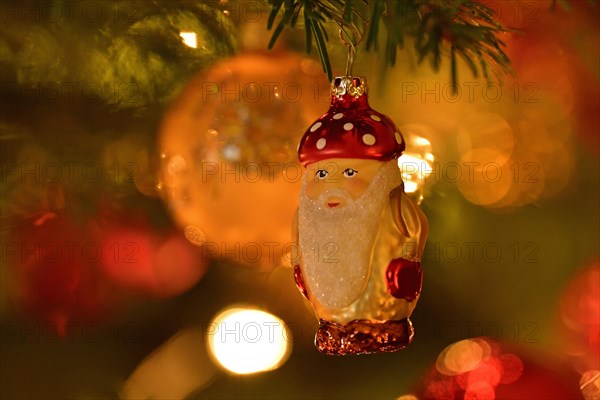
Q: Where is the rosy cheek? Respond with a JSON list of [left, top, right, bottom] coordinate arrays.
[[346, 179, 370, 198], [306, 180, 322, 199]]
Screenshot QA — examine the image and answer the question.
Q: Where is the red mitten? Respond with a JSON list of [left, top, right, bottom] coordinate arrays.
[[386, 258, 423, 301]]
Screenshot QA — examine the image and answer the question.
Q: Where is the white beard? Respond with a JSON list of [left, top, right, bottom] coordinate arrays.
[[298, 160, 402, 310]]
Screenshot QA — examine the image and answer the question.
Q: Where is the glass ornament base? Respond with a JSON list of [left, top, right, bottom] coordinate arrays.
[[315, 318, 414, 355]]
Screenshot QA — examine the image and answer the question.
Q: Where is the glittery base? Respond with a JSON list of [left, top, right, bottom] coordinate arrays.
[[315, 318, 414, 355]]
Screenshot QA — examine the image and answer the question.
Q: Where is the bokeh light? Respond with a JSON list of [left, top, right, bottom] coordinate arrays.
[[206, 307, 291, 375], [464, 380, 495, 400], [425, 338, 528, 399], [498, 354, 524, 385], [121, 328, 217, 399], [457, 148, 513, 207], [466, 357, 503, 388], [179, 32, 198, 48], [560, 261, 600, 382], [99, 227, 157, 293], [99, 226, 206, 298], [398, 125, 436, 199], [580, 370, 600, 400], [454, 104, 576, 209], [457, 112, 515, 165], [436, 339, 487, 376], [395, 395, 418, 400]]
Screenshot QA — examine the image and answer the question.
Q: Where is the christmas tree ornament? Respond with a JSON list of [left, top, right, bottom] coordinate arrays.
[[9, 212, 115, 336], [159, 50, 328, 268], [292, 29, 428, 355]]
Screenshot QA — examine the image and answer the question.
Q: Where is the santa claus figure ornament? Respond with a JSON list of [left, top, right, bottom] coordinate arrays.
[[293, 76, 429, 355]]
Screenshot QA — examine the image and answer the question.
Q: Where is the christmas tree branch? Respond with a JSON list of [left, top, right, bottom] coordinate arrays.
[[268, 0, 514, 87]]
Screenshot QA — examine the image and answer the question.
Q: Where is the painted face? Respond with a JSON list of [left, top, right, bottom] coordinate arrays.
[[305, 158, 384, 208]]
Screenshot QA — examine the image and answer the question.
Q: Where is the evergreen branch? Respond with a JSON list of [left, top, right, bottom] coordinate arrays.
[[304, 6, 313, 53], [450, 44, 458, 92], [312, 20, 332, 78], [343, 0, 354, 22], [267, 0, 516, 87], [268, 0, 367, 80], [365, 0, 385, 51], [550, 0, 596, 11]]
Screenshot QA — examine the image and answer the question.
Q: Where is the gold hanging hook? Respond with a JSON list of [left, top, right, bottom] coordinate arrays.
[[336, 13, 367, 77], [338, 27, 356, 76], [331, 12, 369, 98]]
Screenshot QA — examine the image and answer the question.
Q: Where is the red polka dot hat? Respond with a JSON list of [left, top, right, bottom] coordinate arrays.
[[298, 76, 405, 167]]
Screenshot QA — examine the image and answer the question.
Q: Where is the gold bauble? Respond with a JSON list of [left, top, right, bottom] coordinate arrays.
[[158, 51, 328, 268]]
